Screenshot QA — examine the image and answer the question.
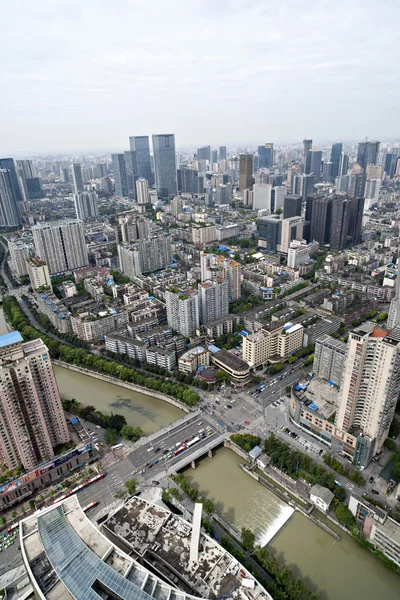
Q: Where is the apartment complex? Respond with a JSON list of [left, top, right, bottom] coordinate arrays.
[[0, 332, 70, 470], [242, 322, 304, 367], [118, 234, 172, 279], [32, 219, 89, 274], [73, 191, 99, 220], [200, 253, 241, 300], [199, 279, 229, 325]]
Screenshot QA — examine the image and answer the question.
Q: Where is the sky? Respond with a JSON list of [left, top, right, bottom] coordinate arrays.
[[1, 0, 399, 154]]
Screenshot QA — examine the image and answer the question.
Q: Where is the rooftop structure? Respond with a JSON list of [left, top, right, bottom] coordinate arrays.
[[21, 495, 272, 600]]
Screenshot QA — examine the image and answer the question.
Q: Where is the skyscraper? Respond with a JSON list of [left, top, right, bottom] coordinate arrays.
[[196, 146, 211, 161], [305, 150, 322, 183], [177, 167, 200, 194], [199, 279, 229, 325], [0, 158, 23, 202], [302, 139, 312, 165], [32, 219, 89, 274], [152, 134, 178, 200], [8, 240, 30, 277], [219, 146, 227, 160], [129, 136, 154, 186], [283, 195, 302, 219], [337, 323, 400, 464], [0, 331, 70, 470], [165, 287, 200, 336], [257, 215, 281, 253], [27, 257, 51, 290], [330, 143, 343, 180], [253, 184, 272, 211], [239, 154, 253, 191], [309, 196, 332, 244], [112, 154, 128, 198], [216, 184, 231, 205], [338, 152, 349, 177], [0, 169, 21, 227], [73, 191, 99, 220], [258, 143, 274, 169], [356, 141, 380, 170], [330, 197, 351, 251], [71, 163, 84, 193], [387, 260, 400, 330], [136, 178, 150, 204], [124, 150, 138, 198]]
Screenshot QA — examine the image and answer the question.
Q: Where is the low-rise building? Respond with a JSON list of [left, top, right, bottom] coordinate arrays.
[[146, 345, 177, 371], [210, 348, 250, 385], [204, 314, 241, 341], [178, 346, 210, 373], [71, 306, 130, 341], [35, 290, 71, 333], [60, 280, 77, 298], [309, 484, 334, 512], [302, 316, 341, 346], [105, 331, 148, 361]]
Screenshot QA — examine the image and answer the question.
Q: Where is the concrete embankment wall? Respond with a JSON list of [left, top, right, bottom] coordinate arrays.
[[53, 360, 192, 413]]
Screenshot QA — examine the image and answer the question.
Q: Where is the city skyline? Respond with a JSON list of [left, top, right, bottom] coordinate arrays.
[[1, 0, 399, 154]]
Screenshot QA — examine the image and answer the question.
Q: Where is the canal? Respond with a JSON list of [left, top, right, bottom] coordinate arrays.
[[182, 447, 400, 600]]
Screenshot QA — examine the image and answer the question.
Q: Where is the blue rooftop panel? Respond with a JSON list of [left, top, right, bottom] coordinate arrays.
[[0, 331, 23, 347]]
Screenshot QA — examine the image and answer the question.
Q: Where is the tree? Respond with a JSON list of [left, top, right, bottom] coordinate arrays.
[[29, 499, 35, 510], [216, 370, 230, 384], [241, 527, 255, 552], [202, 520, 215, 536], [334, 485, 346, 502], [0, 516, 6, 526], [203, 498, 214, 514], [124, 479, 137, 495], [64, 479, 72, 488], [121, 425, 143, 442], [384, 438, 397, 452], [335, 504, 356, 529], [11, 510, 17, 521], [105, 428, 118, 445], [48, 488, 55, 497]]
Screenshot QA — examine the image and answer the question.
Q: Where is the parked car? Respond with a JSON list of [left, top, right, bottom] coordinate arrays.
[[371, 489, 379, 495]]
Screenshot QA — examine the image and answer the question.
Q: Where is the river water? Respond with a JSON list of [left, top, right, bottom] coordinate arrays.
[[182, 448, 400, 600], [1, 309, 399, 598], [54, 366, 184, 435]]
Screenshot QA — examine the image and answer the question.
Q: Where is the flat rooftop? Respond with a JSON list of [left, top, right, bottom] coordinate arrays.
[[104, 497, 271, 600], [212, 348, 249, 372], [293, 376, 340, 419], [0, 330, 23, 347]]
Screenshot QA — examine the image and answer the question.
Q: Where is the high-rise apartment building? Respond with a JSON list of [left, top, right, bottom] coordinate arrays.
[[219, 146, 227, 160], [73, 191, 99, 220], [239, 154, 253, 191], [27, 257, 51, 290], [129, 136, 154, 186], [177, 167, 200, 194], [8, 240, 30, 277], [215, 184, 231, 205], [0, 158, 23, 202], [336, 323, 400, 463], [387, 260, 400, 330], [258, 143, 274, 169], [257, 215, 281, 253], [171, 196, 184, 219], [32, 219, 89, 274], [71, 163, 84, 193], [16, 159, 42, 201], [242, 323, 303, 367], [199, 279, 229, 325], [152, 134, 178, 200], [95, 163, 108, 179], [271, 186, 286, 212], [118, 234, 172, 279], [200, 254, 241, 300], [313, 334, 347, 386], [0, 169, 21, 227], [330, 143, 343, 180], [116, 214, 151, 243], [165, 288, 200, 337], [112, 153, 128, 198], [356, 141, 380, 170], [136, 178, 150, 204], [305, 150, 322, 183], [0, 331, 70, 470]]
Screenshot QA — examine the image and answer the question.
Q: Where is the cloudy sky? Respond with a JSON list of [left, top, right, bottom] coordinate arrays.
[[1, 0, 398, 154]]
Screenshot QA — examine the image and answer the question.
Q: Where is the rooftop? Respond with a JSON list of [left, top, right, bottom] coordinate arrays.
[[212, 348, 249, 372], [293, 377, 340, 420], [0, 330, 23, 348]]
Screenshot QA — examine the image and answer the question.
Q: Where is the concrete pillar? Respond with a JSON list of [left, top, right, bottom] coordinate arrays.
[[191, 460, 196, 469], [208, 450, 213, 458]]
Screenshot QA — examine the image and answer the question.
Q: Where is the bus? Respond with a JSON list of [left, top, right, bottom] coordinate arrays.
[[52, 473, 106, 505], [7, 523, 19, 533], [82, 500, 98, 512], [186, 436, 200, 448], [173, 444, 187, 456]]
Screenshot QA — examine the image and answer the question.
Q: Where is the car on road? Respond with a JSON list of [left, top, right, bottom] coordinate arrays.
[[95, 425, 101, 429], [162, 449, 168, 454], [371, 489, 379, 495], [153, 459, 159, 464], [154, 447, 161, 453], [152, 480, 159, 485], [132, 469, 138, 475], [147, 447, 154, 452], [244, 420, 250, 425], [369, 476, 374, 483], [215, 400, 221, 405], [227, 404, 232, 409]]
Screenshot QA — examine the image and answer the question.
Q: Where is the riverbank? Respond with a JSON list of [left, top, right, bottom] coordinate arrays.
[[53, 360, 192, 413]]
